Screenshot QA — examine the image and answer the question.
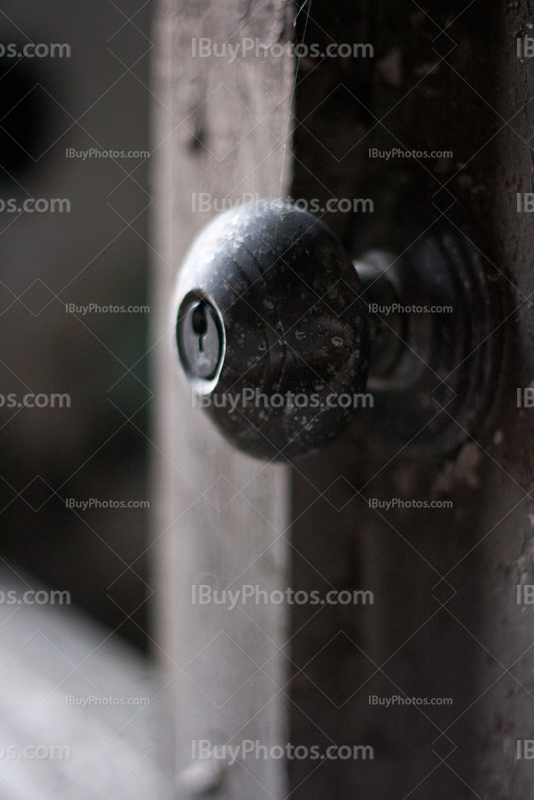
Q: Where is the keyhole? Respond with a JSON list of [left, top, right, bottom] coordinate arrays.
[[192, 303, 208, 351], [177, 293, 223, 381]]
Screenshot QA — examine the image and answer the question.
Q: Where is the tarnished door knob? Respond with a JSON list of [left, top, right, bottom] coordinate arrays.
[[173, 201, 501, 461]]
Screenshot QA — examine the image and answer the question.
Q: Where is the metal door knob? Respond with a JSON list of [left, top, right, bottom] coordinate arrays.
[[173, 201, 501, 461]]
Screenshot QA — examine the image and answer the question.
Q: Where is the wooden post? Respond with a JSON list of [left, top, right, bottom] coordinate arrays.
[[152, 2, 294, 796]]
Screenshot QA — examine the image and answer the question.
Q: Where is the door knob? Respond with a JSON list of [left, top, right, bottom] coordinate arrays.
[[173, 201, 501, 461]]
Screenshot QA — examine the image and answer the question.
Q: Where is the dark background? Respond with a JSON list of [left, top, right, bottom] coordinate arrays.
[[0, 0, 152, 649]]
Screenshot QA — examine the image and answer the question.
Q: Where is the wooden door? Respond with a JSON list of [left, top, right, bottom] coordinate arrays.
[[152, 2, 530, 798]]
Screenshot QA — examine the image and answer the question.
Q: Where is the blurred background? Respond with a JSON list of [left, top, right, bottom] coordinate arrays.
[[0, 0, 152, 650]]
